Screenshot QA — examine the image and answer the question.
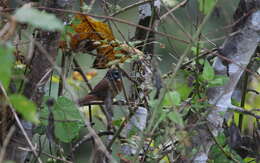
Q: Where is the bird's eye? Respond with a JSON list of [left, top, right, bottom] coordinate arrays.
[[112, 71, 120, 79]]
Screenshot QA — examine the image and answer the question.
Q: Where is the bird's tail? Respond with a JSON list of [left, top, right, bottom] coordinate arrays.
[[78, 95, 99, 106]]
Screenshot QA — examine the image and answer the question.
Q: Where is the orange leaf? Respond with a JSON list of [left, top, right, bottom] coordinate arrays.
[[70, 14, 143, 69], [70, 14, 115, 50]]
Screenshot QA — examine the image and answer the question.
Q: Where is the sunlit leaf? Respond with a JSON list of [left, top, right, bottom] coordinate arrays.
[[163, 91, 181, 107], [9, 94, 39, 124], [14, 7, 63, 31]]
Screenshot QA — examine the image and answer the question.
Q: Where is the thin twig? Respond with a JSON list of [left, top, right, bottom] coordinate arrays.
[[214, 52, 260, 78], [35, 7, 190, 44], [19, 147, 72, 163], [229, 105, 260, 119], [161, 3, 193, 42], [206, 124, 240, 163], [0, 83, 43, 163], [73, 58, 93, 91], [78, 100, 140, 106], [110, 0, 152, 17], [117, 66, 139, 85], [10, 109, 43, 163], [160, 0, 188, 20], [58, 52, 66, 96], [107, 107, 137, 149], [0, 126, 15, 162], [162, 48, 217, 79], [71, 131, 114, 152]]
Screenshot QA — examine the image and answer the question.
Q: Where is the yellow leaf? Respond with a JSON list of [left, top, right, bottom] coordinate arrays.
[[72, 71, 97, 81], [51, 75, 60, 83]]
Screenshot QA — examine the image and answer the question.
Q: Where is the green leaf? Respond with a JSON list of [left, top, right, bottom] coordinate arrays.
[[0, 44, 14, 90], [198, 0, 217, 14], [191, 46, 198, 54], [14, 7, 63, 31], [9, 94, 39, 124], [158, 109, 167, 122], [167, 111, 184, 127], [52, 97, 84, 142], [243, 157, 255, 162], [148, 99, 159, 108], [175, 82, 192, 100], [198, 59, 204, 65], [54, 121, 82, 143], [216, 132, 226, 145], [208, 75, 229, 87], [115, 53, 125, 57], [129, 40, 143, 46], [114, 47, 123, 51], [128, 125, 139, 137], [112, 119, 123, 127], [163, 91, 181, 107], [202, 60, 215, 81]]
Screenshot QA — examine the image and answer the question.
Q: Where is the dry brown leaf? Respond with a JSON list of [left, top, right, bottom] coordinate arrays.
[[70, 14, 143, 69]]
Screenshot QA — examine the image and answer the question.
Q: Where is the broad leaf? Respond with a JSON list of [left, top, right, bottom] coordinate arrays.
[[52, 97, 84, 142], [54, 121, 82, 143], [14, 7, 63, 31]]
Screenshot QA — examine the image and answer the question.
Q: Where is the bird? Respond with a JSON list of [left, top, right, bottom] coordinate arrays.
[[78, 68, 122, 106]]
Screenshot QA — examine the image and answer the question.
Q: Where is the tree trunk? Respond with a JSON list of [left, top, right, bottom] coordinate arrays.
[[191, 0, 260, 162], [2, 0, 74, 162]]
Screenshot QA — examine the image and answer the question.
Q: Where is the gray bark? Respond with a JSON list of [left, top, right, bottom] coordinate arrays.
[[191, 1, 260, 162]]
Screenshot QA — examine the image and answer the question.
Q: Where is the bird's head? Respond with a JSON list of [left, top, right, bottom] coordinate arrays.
[[106, 68, 121, 81]]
